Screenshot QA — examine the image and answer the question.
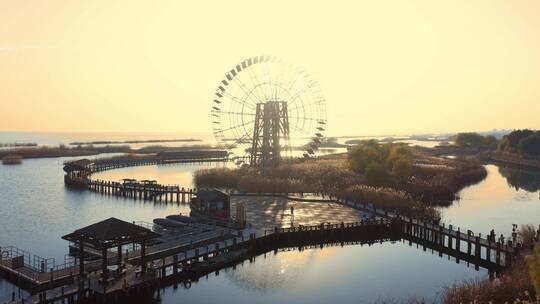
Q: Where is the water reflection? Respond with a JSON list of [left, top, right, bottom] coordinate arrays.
[[158, 242, 485, 304], [498, 165, 540, 193], [440, 165, 540, 236]]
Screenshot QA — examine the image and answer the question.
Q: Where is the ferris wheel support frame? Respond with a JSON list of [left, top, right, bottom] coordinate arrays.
[[250, 101, 290, 167]]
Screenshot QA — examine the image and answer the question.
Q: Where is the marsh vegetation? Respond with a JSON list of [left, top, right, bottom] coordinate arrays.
[[195, 141, 487, 216]]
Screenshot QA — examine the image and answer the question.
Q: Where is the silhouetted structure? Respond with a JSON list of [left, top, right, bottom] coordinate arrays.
[[62, 217, 160, 295]]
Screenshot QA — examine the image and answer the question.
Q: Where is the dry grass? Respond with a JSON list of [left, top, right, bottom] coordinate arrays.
[[195, 153, 445, 217], [444, 261, 535, 304], [520, 224, 538, 249], [526, 244, 540, 300], [195, 148, 485, 216]]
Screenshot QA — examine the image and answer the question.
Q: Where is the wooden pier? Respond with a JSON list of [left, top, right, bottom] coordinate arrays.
[[63, 156, 228, 203], [238, 192, 519, 270], [1, 214, 520, 304], [86, 179, 196, 204]]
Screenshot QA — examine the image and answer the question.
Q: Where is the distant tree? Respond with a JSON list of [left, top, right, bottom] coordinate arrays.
[[386, 144, 411, 168], [498, 129, 535, 153], [455, 132, 498, 148], [518, 132, 540, 157], [365, 162, 389, 185], [349, 140, 412, 185], [348, 140, 383, 173], [392, 157, 413, 183]]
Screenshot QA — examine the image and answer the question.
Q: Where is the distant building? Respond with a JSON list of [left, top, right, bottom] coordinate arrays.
[[190, 189, 230, 220]]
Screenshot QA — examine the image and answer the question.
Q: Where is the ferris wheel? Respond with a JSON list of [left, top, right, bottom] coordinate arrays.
[[211, 56, 327, 166]]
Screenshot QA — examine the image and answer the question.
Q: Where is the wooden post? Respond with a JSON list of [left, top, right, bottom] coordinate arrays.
[[141, 243, 146, 277], [456, 227, 461, 253], [439, 224, 444, 246], [117, 245, 122, 265], [496, 242, 501, 266], [505, 246, 512, 267], [475, 235, 481, 270], [448, 225, 453, 249], [79, 242, 85, 275], [101, 248, 108, 287], [173, 254, 178, 274], [182, 188, 185, 203]]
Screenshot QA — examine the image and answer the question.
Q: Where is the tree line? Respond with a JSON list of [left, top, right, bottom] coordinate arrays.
[[454, 130, 540, 157]]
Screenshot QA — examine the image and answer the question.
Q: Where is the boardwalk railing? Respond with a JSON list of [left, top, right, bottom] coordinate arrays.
[[85, 179, 198, 204], [2, 217, 518, 304], [64, 156, 227, 203]]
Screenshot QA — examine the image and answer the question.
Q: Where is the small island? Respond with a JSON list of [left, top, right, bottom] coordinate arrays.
[[1, 154, 23, 165]]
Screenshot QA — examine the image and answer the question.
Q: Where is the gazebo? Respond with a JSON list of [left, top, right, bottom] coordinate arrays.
[[63, 159, 93, 177], [62, 217, 160, 286], [63, 159, 94, 187]]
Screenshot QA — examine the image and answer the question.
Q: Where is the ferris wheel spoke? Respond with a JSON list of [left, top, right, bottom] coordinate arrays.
[[245, 65, 267, 103], [289, 85, 310, 103], [284, 69, 305, 98], [223, 131, 253, 151], [214, 110, 256, 117], [273, 65, 289, 101], [222, 91, 256, 110], [214, 119, 255, 134], [231, 76, 263, 107], [286, 115, 321, 122], [260, 62, 273, 101], [245, 68, 266, 104]]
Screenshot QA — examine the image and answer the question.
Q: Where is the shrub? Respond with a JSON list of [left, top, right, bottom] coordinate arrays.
[[348, 140, 384, 174], [526, 244, 540, 301], [520, 224, 537, 249], [365, 162, 389, 185], [392, 157, 413, 183], [518, 132, 540, 157], [498, 129, 536, 154], [348, 141, 412, 185]]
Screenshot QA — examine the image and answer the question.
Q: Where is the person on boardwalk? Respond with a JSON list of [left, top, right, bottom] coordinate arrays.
[[489, 229, 495, 242]]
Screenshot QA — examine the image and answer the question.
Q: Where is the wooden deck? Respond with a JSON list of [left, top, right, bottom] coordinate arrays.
[[2, 189, 522, 304]]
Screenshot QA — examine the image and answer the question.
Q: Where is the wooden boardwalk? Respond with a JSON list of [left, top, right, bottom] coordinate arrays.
[[63, 157, 229, 203], [2, 217, 520, 303], [85, 179, 197, 204]]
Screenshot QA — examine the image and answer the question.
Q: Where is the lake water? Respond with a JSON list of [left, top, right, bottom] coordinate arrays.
[[1, 133, 539, 303], [440, 164, 540, 236]]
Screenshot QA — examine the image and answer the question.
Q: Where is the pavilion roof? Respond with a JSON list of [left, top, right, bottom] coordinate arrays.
[[62, 217, 160, 249], [196, 189, 229, 201], [63, 159, 93, 173]]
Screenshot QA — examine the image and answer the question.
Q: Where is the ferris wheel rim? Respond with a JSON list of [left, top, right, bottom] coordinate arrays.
[[211, 56, 327, 161]]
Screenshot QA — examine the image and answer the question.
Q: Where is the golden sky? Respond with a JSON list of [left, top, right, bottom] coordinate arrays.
[[1, 0, 539, 136]]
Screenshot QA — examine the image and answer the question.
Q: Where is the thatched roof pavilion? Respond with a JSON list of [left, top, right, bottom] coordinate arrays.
[[62, 217, 160, 285]]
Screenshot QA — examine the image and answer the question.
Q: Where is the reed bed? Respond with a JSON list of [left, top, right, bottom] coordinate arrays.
[[195, 147, 486, 216], [443, 261, 535, 304]]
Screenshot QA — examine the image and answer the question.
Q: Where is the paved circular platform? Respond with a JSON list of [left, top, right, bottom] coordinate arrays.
[[231, 196, 369, 232]]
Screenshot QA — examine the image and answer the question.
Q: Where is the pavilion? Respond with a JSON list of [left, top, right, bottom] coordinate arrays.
[[62, 217, 160, 286], [63, 159, 93, 187]]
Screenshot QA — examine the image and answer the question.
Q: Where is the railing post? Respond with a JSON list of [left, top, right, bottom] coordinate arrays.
[[456, 227, 461, 253]]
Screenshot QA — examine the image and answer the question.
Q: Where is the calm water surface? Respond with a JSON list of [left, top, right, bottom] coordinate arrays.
[[1, 134, 539, 303], [441, 164, 540, 236]]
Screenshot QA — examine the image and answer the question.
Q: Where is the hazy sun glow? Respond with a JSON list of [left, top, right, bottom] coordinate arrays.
[[1, 0, 539, 135]]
